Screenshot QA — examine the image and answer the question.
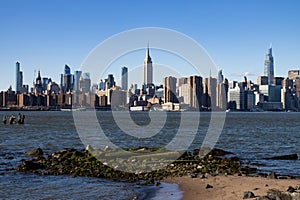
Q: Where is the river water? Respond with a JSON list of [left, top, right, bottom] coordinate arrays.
[[0, 111, 299, 199]]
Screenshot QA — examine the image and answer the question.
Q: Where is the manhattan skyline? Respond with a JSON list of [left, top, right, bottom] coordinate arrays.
[[1, 1, 300, 90]]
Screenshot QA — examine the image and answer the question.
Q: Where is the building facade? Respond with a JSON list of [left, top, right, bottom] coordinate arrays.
[[163, 76, 177, 103], [15, 62, 22, 93], [121, 66, 128, 90], [264, 45, 274, 85]]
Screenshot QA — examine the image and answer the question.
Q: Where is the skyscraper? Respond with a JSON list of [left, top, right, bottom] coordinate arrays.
[[143, 44, 153, 86], [217, 70, 224, 84], [34, 70, 43, 94], [106, 74, 115, 89], [179, 76, 203, 109], [203, 77, 217, 109], [79, 73, 91, 93], [121, 66, 128, 90], [64, 65, 71, 75], [164, 76, 177, 103], [264, 45, 274, 85], [62, 65, 73, 92], [74, 70, 82, 91], [15, 62, 22, 93]]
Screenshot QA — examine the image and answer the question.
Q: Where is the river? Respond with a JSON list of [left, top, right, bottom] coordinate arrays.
[[0, 111, 299, 199]]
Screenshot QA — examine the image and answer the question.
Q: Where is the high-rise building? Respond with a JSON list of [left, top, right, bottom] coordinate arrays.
[[143, 44, 153, 86], [64, 74, 73, 92], [217, 70, 224, 84], [273, 77, 284, 86], [61, 65, 73, 92], [99, 79, 105, 91], [257, 76, 268, 85], [179, 76, 203, 109], [216, 82, 227, 110], [42, 78, 51, 91], [121, 66, 128, 90], [228, 86, 245, 110], [203, 77, 217, 109], [79, 73, 91, 93], [178, 77, 188, 88], [105, 74, 115, 89], [164, 76, 177, 103], [64, 65, 71, 75], [288, 70, 300, 80], [15, 62, 22, 93], [34, 70, 43, 94], [74, 70, 82, 91], [19, 71, 23, 92], [264, 45, 274, 85]]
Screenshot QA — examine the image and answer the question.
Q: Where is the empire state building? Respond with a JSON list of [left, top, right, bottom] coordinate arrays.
[[143, 44, 153, 85]]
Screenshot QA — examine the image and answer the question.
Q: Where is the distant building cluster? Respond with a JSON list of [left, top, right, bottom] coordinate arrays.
[[1, 45, 300, 111]]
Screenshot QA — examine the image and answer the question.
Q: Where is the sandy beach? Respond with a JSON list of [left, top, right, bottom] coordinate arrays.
[[164, 175, 300, 200]]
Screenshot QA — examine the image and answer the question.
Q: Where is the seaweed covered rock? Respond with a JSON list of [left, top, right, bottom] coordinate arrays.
[[17, 147, 251, 185], [26, 148, 43, 157]]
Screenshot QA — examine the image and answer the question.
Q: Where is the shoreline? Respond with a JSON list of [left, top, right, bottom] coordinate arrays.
[[17, 147, 300, 199], [163, 175, 300, 200], [152, 182, 183, 200]]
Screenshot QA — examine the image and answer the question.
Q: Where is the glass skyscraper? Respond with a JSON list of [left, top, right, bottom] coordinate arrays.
[[264, 45, 274, 85], [121, 66, 128, 90]]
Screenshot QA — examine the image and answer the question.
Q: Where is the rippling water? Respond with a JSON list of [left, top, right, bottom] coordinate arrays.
[[0, 111, 300, 199]]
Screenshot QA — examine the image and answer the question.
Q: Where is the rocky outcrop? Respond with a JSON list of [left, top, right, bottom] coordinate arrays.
[[17, 147, 250, 185]]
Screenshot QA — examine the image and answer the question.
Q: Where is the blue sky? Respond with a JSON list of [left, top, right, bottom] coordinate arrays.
[[1, 0, 300, 90]]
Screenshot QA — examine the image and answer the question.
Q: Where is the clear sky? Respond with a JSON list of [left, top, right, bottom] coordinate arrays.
[[1, 0, 300, 91]]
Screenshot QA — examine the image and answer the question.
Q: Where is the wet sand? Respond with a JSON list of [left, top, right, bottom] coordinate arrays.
[[164, 175, 300, 200]]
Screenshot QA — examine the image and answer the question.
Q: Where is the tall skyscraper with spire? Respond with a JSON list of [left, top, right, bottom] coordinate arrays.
[[264, 44, 274, 85], [143, 44, 153, 86]]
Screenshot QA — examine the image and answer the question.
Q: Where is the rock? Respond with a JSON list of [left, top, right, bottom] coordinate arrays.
[[200, 174, 206, 179], [206, 184, 213, 189], [230, 156, 240, 161], [243, 191, 255, 199], [267, 172, 277, 179], [287, 186, 296, 193], [26, 148, 43, 157], [85, 145, 94, 152], [188, 173, 197, 178], [155, 182, 160, 186], [241, 166, 258, 174], [266, 154, 298, 160], [17, 147, 248, 185], [208, 148, 233, 157], [104, 145, 111, 152], [266, 189, 295, 200], [17, 160, 44, 172]]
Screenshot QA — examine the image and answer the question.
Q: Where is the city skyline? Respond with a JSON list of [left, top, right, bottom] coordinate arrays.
[[5, 44, 299, 94], [1, 1, 300, 90], [1, 44, 300, 112]]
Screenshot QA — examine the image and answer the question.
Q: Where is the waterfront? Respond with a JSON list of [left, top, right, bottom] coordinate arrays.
[[0, 111, 300, 199]]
